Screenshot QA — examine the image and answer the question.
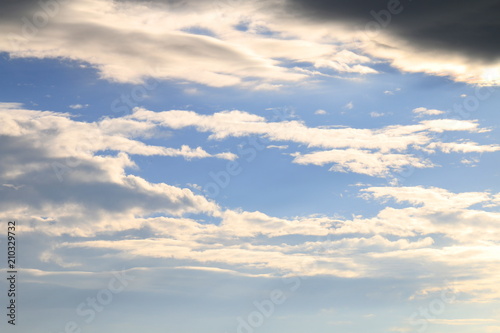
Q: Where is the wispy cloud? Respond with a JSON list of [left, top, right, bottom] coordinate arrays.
[[412, 107, 446, 116], [69, 104, 89, 109], [130, 108, 495, 177]]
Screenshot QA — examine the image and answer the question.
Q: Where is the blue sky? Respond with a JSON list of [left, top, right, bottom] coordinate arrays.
[[1, 1, 500, 332]]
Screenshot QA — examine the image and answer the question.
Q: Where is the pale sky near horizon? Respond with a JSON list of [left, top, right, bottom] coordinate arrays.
[[1, 0, 500, 332]]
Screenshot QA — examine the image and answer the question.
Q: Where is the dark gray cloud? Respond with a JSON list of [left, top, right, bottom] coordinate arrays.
[[4, 0, 499, 63], [286, 0, 500, 62], [0, 0, 52, 22], [0, 134, 211, 223]]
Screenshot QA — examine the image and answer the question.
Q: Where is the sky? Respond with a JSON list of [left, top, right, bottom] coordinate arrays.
[[0, 0, 500, 332]]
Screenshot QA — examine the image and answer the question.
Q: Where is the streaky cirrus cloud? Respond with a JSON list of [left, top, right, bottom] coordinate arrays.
[[129, 107, 497, 177]]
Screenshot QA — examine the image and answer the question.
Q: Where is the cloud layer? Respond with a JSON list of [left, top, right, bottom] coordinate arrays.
[[1, 103, 499, 303], [2, 0, 498, 88], [130, 107, 498, 177], [288, 0, 500, 62]]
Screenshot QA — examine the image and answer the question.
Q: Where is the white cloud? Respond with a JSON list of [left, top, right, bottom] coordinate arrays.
[[420, 119, 486, 133], [412, 107, 446, 116], [461, 157, 480, 166], [2, 184, 24, 190], [1, 0, 496, 90], [0, 103, 236, 161], [183, 87, 200, 95], [0, 103, 243, 236], [2, 102, 500, 302], [0, 0, 310, 88], [357, 32, 500, 86], [314, 59, 377, 74], [384, 88, 401, 95], [292, 149, 433, 177], [2, 103, 496, 183], [267, 145, 289, 149], [130, 108, 495, 177], [69, 104, 89, 109], [39, 184, 500, 301], [315, 109, 328, 115], [344, 102, 354, 110], [186, 183, 203, 191], [0, 0, 378, 90], [370, 112, 384, 117], [427, 319, 498, 326], [0, 0, 497, 91], [361, 186, 493, 211], [428, 142, 500, 153]]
